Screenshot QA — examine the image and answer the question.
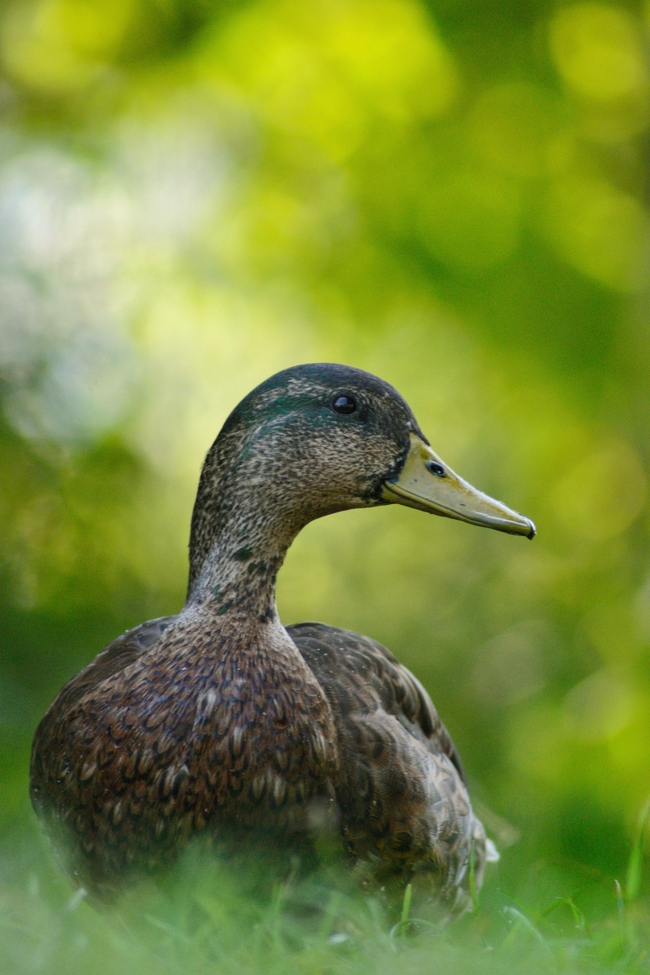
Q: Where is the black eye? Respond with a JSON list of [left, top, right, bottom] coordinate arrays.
[[332, 394, 357, 415], [426, 460, 446, 478]]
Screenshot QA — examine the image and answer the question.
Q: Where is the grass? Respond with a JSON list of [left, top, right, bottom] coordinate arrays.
[[1, 811, 650, 975]]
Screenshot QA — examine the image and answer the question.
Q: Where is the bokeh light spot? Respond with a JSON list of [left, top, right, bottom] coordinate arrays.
[[209, 0, 456, 162], [542, 175, 648, 291], [549, 3, 648, 102], [471, 620, 548, 706], [469, 83, 562, 179], [564, 668, 634, 740], [552, 439, 647, 541], [323, 0, 457, 122], [1, 0, 134, 93]]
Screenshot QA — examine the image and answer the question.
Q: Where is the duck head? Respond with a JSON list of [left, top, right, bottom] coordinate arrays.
[[187, 363, 534, 605]]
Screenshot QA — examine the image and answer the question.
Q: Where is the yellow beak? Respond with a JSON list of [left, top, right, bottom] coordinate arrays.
[[382, 434, 535, 539]]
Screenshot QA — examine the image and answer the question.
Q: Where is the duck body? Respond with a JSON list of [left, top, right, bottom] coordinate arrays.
[[31, 364, 534, 903], [32, 615, 477, 900]]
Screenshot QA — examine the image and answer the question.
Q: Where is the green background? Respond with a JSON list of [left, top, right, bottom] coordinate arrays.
[[1, 0, 650, 970]]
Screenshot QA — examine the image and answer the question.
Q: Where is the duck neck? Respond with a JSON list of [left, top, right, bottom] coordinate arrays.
[[184, 438, 307, 621], [185, 527, 290, 623]]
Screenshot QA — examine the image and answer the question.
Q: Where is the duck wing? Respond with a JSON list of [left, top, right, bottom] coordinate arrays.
[[36, 616, 179, 726], [287, 621, 484, 898], [287, 621, 466, 783]]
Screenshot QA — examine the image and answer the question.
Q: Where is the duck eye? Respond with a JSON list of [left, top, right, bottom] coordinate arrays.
[[332, 394, 357, 415], [426, 460, 446, 478]]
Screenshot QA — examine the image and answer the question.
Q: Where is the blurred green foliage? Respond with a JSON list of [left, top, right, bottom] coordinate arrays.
[[1, 0, 650, 969]]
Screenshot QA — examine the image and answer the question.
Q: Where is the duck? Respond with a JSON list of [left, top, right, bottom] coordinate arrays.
[[30, 363, 535, 905]]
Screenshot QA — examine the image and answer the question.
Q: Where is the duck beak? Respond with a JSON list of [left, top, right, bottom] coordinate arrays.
[[382, 434, 535, 539]]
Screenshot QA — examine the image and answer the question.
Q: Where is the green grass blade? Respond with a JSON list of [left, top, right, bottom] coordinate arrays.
[[625, 795, 650, 903], [469, 839, 478, 913], [401, 882, 412, 926], [502, 905, 554, 959]]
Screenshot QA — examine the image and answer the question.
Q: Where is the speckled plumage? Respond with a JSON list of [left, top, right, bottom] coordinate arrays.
[[31, 364, 495, 905]]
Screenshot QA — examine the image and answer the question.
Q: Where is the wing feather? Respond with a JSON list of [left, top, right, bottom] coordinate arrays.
[[287, 621, 466, 784]]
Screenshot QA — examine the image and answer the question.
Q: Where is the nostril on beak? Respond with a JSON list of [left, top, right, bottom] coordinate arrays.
[[426, 460, 446, 478]]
